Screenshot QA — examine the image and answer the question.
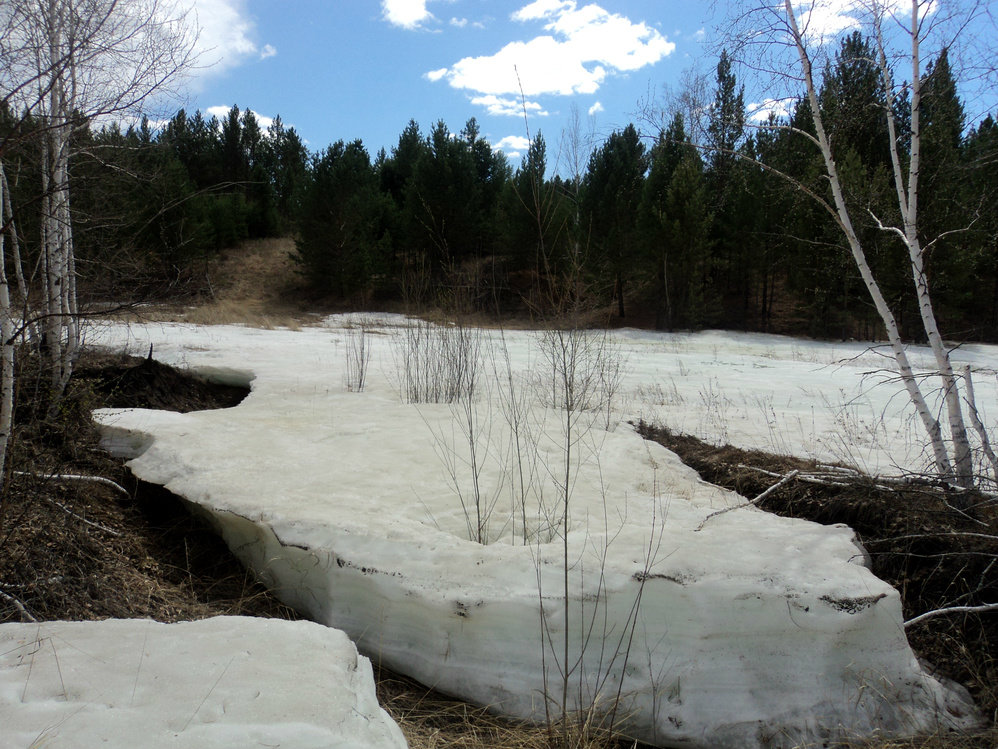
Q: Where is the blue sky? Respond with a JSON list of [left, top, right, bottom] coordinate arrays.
[[178, 0, 715, 164], [175, 0, 997, 166]]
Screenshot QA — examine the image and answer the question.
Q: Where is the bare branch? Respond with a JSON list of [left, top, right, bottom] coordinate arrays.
[[0, 589, 37, 622], [696, 470, 799, 531], [905, 602, 998, 628], [13, 470, 130, 497]]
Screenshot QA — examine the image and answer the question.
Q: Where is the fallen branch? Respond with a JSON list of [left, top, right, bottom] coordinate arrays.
[[14, 470, 130, 498], [870, 531, 998, 544], [737, 463, 992, 495], [42, 497, 121, 537], [0, 589, 37, 622], [738, 463, 856, 487], [904, 602, 998, 629], [696, 470, 799, 531]]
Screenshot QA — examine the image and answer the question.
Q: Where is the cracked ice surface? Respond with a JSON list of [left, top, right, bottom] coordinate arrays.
[[0, 616, 406, 749], [90, 316, 986, 747]]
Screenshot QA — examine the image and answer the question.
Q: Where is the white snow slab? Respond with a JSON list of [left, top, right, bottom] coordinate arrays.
[[89, 317, 982, 748], [0, 616, 407, 749]]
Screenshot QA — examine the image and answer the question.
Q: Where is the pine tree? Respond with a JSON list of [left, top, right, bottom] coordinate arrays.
[[294, 140, 389, 296], [706, 49, 746, 306], [918, 49, 972, 330], [580, 124, 647, 317], [641, 114, 686, 328], [963, 114, 998, 335], [641, 115, 713, 328]]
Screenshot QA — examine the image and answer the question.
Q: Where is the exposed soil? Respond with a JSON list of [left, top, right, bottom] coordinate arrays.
[[74, 351, 249, 411], [0, 350, 294, 624]]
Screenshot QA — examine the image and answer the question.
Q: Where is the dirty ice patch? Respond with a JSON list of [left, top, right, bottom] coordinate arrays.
[[0, 616, 406, 749]]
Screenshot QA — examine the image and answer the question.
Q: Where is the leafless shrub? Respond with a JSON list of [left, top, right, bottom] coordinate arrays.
[[344, 321, 372, 393], [392, 320, 480, 404], [491, 330, 543, 546]]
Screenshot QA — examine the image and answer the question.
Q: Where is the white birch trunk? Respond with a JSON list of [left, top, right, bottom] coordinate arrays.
[[871, 0, 974, 487], [3, 0, 194, 410], [783, 0, 957, 483], [0, 162, 15, 495], [37, 1, 79, 405], [0, 165, 36, 343], [962, 365, 998, 488]]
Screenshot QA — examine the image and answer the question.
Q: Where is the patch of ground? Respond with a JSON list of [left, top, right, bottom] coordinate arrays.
[[0, 351, 290, 623], [113, 237, 322, 328], [74, 352, 249, 411], [636, 421, 998, 748]]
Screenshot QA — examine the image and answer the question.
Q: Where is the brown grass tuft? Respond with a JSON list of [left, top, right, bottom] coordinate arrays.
[[375, 666, 628, 749]]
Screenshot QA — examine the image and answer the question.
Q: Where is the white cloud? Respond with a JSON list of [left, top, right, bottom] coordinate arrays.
[[694, 27, 706, 42], [443, 36, 606, 97], [430, 1, 674, 103], [259, 43, 277, 60], [588, 101, 603, 116], [382, 0, 433, 29], [205, 104, 232, 119], [790, 0, 937, 44], [450, 17, 468, 28], [205, 105, 274, 131], [425, 68, 449, 82], [471, 94, 548, 117], [792, 0, 862, 40], [748, 98, 791, 122], [512, 0, 573, 21], [494, 134, 531, 158], [187, 0, 263, 76]]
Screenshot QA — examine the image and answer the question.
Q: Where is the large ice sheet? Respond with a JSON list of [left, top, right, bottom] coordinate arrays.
[[0, 616, 406, 749], [91, 318, 983, 747]]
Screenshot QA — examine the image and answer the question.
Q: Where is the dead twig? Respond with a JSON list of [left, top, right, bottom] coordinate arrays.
[[696, 470, 799, 531], [14, 470, 130, 498], [905, 603, 998, 629], [41, 497, 122, 536], [0, 588, 38, 622]]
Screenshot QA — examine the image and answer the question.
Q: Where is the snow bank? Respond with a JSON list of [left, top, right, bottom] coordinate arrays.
[[0, 616, 406, 749], [90, 317, 984, 747]]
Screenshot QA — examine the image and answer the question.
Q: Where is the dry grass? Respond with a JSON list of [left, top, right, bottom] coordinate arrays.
[[112, 237, 320, 329], [376, 666, 628, 749], [181, 297, 306, 329], [188, 237, 310, 328]]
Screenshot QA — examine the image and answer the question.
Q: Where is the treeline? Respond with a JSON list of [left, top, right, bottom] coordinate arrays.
[[289, 37, 998, 341], [0, 103, 308, 297], [2, 36, 996, 340]]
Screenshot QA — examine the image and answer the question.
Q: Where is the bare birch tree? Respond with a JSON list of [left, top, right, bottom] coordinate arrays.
[[723, 0, 991, 491], [0, 163, 15, 494], [0, 0, 196, 494], [2, 0, 196, 404]]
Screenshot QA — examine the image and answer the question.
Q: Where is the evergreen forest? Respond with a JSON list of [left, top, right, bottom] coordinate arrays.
[[3, 36, 997, 342]]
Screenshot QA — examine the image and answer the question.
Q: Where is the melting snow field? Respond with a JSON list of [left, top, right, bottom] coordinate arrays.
[[7, 315, 994, 748]]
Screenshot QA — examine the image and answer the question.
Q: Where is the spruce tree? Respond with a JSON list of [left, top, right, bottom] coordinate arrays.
[[706, 49, 746, 307], [580, 123, 647, 317]]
